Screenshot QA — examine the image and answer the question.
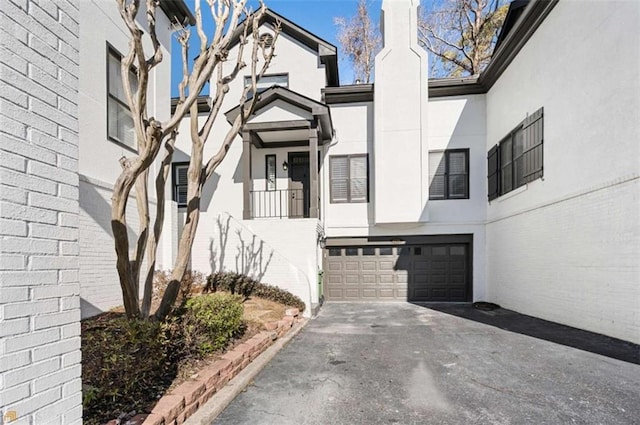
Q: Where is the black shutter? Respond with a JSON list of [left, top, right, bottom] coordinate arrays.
[[522, 107, 544, 184], [487, 144, 500, 201]]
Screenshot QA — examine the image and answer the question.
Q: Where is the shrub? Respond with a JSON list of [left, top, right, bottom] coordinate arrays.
[[82, 315, 173, 425], [153, 270, 207, 305], [183, 293, 245, 354], [205, 272, 305, 312]]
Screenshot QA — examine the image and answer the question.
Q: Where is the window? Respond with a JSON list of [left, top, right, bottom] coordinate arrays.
[[488, 108, 544, 200], [107, 47, 137, 149], [244, 73, 288, 94], [429, 149, 469, 200], [265, 155, 276, 191], [172, 163, 189, 207], [329, 154, 368, 203]]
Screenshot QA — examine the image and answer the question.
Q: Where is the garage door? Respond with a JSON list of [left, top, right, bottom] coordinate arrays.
[[323, 241, 470, 302]]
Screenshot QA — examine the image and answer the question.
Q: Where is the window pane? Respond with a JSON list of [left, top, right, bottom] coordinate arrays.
[[449, 152, 466, 174], [176, 165, 188, 185], [449, 175, 467, 198], [328, 248, 342, 256], [379, 247, 393, 255], [501, 164, 513, 193], [513, 128, 524, 158], [345, 248, 358, 256], [350, 178, 367, 201], [331, 157, 348, 179], [362, 247, 375, 256], [108, 97, 135, 147], [413, 247, 422, 255], [429, 152, 445, 179], [108, 54, 123, 99], [429, 175, 446, 199], [330, 179, 348, 202], [501, 138, 512, 164], [266, 155, 276, 191], [350, 156, 367, 179], [176, 186, 188, 205]]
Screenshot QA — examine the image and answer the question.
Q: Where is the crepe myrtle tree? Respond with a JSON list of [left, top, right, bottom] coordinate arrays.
[[112, 0, 280, 320]]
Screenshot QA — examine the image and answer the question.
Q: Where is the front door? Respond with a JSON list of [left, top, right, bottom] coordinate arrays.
[[288, 152, 309, 218]]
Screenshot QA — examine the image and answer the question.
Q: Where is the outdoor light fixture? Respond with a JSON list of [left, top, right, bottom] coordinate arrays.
[[282, 160, 288, 171]]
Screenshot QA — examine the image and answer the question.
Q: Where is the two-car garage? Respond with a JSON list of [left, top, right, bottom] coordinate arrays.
[[323, 235, 472, 302]]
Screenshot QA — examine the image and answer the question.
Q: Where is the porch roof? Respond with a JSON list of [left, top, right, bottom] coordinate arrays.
[[225, 86, 334, 147]]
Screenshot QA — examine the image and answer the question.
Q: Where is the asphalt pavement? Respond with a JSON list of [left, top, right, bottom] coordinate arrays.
[[213, 302, 640, 425]]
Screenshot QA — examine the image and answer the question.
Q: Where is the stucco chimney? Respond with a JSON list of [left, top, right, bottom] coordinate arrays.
[[373, 0, 429, 224]]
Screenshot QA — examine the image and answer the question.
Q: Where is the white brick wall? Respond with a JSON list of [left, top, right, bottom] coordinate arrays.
[[0, 0, 82, 423], [190, 212, 316, 316], [78, 177, 156, 318], [486, 177, 640, 344]]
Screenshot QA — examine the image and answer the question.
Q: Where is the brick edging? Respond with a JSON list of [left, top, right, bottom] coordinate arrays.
[[137, 308, 302, 425]]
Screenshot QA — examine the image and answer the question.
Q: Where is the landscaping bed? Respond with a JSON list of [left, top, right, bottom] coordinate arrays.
[[81, 272, 305, 425]]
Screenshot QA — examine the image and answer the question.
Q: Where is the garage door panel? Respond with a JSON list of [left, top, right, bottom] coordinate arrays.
[[362, 289, 378, 298], [344, 288, 361, 298], [362, 274, 377, 284], [362, 261, 377, 271], [378, 274, 394, 284], [379, 260, 395, 271], [324, 240, 470, 302], [378, 288, 396, 298], [345, 261, 360, 271], [326, 274, 343, 284], [327, 262, 343, 271], [345, 274, 359, 284]]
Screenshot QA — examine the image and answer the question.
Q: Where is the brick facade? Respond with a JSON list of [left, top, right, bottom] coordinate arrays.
[[1, 0, 82, 423]]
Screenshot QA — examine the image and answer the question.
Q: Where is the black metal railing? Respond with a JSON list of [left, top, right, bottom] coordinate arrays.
[[250, 189, 310, 219]]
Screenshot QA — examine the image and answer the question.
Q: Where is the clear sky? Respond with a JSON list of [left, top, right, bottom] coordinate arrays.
[[170, 0, 383, 97]]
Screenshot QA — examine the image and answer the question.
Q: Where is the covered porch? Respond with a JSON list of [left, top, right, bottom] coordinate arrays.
[[226, 86, 334, 219]]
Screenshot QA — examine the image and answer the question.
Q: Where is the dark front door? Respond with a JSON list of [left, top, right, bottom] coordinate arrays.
[[288, 152, 309, 218]]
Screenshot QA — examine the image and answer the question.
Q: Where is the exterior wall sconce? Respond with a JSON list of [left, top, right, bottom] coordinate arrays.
[[282, 160, 288, 171]]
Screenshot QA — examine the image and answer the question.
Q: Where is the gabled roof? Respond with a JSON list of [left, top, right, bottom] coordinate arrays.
[[225, 85, 333, 142], [495, 0, 530, 50], [229, 8, 339, 87], [159, 0, 196, 27]]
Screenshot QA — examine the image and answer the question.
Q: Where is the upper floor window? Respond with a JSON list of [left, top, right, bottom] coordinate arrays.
[[429, 149, 469, 200], [244, 73, 289, 94], [330, 154, 368, 203], [107, 47, 137, 149], [172, 163, 189, 207], [488, 107, 544, 200]]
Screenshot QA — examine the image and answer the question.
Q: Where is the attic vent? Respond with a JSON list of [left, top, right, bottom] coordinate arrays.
[[259, 33, 274, 48]]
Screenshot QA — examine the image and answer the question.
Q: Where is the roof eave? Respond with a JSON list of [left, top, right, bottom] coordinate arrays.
[[159, 0, 196, 27]]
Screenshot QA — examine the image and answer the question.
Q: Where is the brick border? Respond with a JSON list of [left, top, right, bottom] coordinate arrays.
[[119, 308, 302, 425]]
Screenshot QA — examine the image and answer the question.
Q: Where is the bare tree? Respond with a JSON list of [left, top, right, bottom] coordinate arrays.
[[112, 0, 280, 320], [418, 0, 508, 77], [334, 0, 381, 83]]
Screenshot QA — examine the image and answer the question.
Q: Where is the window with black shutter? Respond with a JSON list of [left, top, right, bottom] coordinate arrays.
[[329, 154, 369, 203], [172, 163, 189, 207], [429, 149, 469, 200], [487, 107, 544, 200]]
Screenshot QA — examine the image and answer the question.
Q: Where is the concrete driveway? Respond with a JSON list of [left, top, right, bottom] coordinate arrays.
[[213, 303, 640, 425]]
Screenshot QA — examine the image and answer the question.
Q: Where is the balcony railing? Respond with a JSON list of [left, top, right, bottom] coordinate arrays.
[[250, 189, 309, 218]]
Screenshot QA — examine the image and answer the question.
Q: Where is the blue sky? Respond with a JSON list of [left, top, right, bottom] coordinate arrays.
[[170, 0, 382, 96]]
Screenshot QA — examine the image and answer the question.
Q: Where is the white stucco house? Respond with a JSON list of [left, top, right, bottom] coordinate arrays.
[[1, 0, 638, 421], [163, 0, 639, 345]]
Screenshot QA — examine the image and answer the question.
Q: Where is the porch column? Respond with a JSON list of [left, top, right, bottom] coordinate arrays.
[[242, 131, 251, 220], [309, 122, 319, 219]]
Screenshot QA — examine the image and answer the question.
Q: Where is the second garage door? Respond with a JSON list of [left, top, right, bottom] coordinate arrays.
[[323, 239, 471, 302]]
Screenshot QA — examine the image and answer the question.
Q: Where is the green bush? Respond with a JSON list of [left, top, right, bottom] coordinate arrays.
[[82, 316, 173, 425], [206, 272, 305, 312], [184, 293, 245, 354]]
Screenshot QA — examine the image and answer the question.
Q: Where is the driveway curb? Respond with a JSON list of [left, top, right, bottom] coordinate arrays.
[[183, 318, 309, 425]]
